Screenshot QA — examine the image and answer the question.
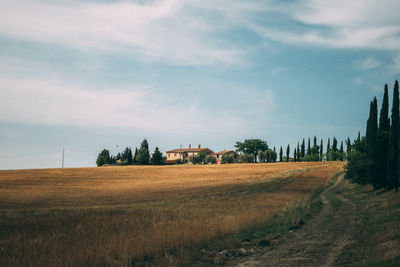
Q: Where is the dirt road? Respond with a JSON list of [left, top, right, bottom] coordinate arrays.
[[232, 174, 357, 267]]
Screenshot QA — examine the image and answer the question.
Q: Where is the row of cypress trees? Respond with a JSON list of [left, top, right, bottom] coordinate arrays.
[[278, 136, 347, 162], [345, 80, 399, 191]]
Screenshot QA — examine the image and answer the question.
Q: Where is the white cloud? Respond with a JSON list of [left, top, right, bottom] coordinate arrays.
[[358, 56, 381, 70], [0, 0, 245, 66], [0, 75, 245, 135], [290, 0, 400, 50], [390, 54, 400, 75], [1, 0, 399, 67]]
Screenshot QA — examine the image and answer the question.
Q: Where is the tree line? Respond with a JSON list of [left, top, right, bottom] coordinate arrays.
[[96, 139, 165, 166], [346, 81, 399, 191], [277, 136, 348, 163]]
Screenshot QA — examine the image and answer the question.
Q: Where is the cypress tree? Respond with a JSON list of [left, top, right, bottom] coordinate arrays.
[[286, 144, 290, 162], [279, 146, 283, 162], [346, 137, 351, 155], [389, 80, 399, 190], [377, 85, 390, 188], [327, 138, 331, 161], [332, 137, 338, 152], [301, 139, 305, 158], [320, 139, 323, 161], [133, 147, 138, 164], [151, 147, 164, 165], [339, 141, 344, 161], [366, 98, 378, 187], [297, 142, 300, 161], [294, 148, 297, 162], [307, 138, 311, 157]]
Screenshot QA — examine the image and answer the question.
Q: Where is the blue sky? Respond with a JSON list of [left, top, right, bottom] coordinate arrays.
[[1, 0, 400, 169]]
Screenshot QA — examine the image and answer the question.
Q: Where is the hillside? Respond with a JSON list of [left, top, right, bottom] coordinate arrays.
[[0, 162, 342, 266]]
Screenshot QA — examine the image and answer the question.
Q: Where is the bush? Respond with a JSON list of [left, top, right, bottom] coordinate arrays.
[[345, 150, 370, 185], [221, 154, 234, 164], [239, 153, 254, 163], [258, 150, 266, 163], [206, 156, 217, 164], [189, 152, 206, 164]]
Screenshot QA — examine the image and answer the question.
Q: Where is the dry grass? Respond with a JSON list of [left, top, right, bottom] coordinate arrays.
[[0, 162, 344, 266]]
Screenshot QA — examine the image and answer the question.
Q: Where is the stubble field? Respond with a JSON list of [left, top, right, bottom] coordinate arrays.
[[0, 162, 344, 266]]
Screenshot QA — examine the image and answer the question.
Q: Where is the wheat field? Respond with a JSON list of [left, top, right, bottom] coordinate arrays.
[[0, 162, 344, 266]]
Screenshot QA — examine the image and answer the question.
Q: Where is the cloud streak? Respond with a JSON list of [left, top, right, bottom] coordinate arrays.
[[0, 0, 244, 66], [0, 74, 249, 135], [1, 0, 400, 67]]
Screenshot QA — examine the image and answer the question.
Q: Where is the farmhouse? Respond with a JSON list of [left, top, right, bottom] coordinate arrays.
[[166, 144, 214, 163], [212, 150, 239, 164]]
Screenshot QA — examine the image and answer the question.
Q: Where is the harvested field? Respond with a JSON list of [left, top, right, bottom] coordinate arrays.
[[0, 162, 344, 266]]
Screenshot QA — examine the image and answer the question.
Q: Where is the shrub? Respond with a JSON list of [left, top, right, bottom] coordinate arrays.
[[221, 154, 234, 164], [239, 153, 254, 163], [189, 152, 206, 164], [206, 155, 217, 164]]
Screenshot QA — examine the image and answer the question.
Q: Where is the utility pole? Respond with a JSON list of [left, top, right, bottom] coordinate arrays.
[[62, 149, 64, 168]]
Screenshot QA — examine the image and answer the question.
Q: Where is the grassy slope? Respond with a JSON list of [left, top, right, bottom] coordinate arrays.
[[338, 181, 400, 266], [0, 162, 342, 266]]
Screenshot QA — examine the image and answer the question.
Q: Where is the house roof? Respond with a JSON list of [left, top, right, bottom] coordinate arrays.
[[213, 150, 237, 155], [166, 148, 214, 153]]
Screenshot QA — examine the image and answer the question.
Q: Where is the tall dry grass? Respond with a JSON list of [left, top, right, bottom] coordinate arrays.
[[0, 162, 344, 266]]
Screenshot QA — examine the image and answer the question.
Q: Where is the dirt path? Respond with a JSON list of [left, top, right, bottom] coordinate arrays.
[[231, 174, 357, 267]]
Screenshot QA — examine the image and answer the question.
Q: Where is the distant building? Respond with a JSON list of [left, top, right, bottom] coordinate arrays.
[[166, 144, 214, 164], [212, 150, 239, 164]]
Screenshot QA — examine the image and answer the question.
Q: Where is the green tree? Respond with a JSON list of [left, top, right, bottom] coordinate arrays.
[[345, 138, 351, 156], [320, 139, 324, 161], [258, 150, 266, 163], [239, 153, 254, 163], [345, 137, 368, 185], [286, 144, 290, 162], [235, 139, 268, 163], [221, 154, 234, 164], [121, 147, 133, 165], [265, 149, 277, 162], [339, 141, 344, 161], [297, 142, 300, 161], [151, 147, 164, 165], [389, 80, 399, 190], [96, 149, 111, 166], [133, 147, 138, 164], [307, 138, 311, 157], [137, 139, 150, 165], [300, 139, 305, 159], [366, 98, 379, 187], [332, 137, 338, 152], [279, 146, 283, 162], [377, 84, 390, 188], [293, 148, 297, 162]]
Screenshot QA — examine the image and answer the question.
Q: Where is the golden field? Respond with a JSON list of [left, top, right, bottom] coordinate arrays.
[[0, 162, 344, 266]]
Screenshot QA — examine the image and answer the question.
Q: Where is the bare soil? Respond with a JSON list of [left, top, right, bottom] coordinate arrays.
[[227, 174, 357, 267]]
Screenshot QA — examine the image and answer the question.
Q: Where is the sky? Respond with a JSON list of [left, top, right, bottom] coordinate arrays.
[[1, 0, 400, 169]]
